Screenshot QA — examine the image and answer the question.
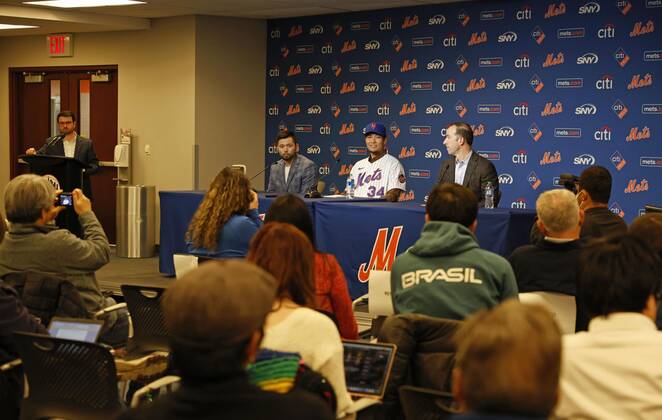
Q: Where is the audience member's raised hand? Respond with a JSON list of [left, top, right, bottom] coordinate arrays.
[[72, 188, 92, 215]]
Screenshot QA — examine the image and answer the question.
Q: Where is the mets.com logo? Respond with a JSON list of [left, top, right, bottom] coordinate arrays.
[[358, 226, 403, 282]]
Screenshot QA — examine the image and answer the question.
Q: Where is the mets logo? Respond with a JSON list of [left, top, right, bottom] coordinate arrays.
[[357, 226, 403, 282]]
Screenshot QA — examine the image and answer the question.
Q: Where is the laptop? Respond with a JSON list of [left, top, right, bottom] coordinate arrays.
[[48, 317, 104, 343], [343, 340, 397, 409]]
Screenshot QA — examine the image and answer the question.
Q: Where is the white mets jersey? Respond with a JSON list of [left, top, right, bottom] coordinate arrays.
[[349, 153, 406, 198]]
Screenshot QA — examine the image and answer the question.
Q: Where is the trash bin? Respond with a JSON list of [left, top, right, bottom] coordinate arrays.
[[116, 185, 155, 258]]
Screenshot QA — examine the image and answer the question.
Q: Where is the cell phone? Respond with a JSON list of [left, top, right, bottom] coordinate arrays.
[[58, 192, 73, 207]]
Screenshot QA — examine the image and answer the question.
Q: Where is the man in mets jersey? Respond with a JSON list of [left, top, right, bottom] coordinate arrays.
[[348, 122, 406, 202]]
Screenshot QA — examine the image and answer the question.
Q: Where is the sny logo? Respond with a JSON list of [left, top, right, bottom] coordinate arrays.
[[573, 154, 596, 165], [425, 148, 443, 159], [499, 174, 514, 184], [308, 65, 322, 75], [495, 126, 515, 137], [496, 79, 516, 90], [426, 104, 444, 114], [575, 103, 597, 115], [577, 53, 599, 64], [578, 2, 600, 14], [498, 31, 518, 42], [427, 59, 445, 70]]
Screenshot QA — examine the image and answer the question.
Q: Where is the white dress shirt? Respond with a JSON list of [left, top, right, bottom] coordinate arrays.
[[555, 312, 662, 420], [454, 151, 472, 186], [63, 137, 76, 158]]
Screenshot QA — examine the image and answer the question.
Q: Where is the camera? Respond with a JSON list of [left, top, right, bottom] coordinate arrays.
[[58, 192, 73, 207]]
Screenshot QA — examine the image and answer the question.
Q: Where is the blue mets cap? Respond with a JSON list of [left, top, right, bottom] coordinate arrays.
[[362, 122, 387, 137]]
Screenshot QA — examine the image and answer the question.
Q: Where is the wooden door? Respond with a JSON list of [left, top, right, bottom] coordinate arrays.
[[10, 66, 119, 243]]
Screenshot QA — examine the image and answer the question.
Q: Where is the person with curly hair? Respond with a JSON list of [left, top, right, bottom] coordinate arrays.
[[186, 167, 261, 258]]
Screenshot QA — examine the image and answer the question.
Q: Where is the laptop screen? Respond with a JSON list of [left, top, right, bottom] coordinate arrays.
[[48, 318, 104, 343], [343, 340, 396, 398]]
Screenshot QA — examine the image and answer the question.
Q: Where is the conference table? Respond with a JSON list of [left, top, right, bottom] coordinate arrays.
[[159, 191, 536, 298]]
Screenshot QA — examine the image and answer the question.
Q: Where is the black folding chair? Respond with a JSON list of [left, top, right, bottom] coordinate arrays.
[[399, 385, 459, 420], [121, 285, 169, 356], [13, 332, 121, 420]]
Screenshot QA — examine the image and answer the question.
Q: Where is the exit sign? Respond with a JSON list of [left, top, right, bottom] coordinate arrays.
[[47, 34, 73, 57]]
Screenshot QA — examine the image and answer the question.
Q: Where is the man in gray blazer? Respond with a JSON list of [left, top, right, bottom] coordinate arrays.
[[267, 130, 318, 194], [26, 110, 99, 200], [436, 122, 499, 207]]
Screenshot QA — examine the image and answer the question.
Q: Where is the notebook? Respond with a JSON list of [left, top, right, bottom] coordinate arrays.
[[343, 340, 397, 400], [48, 317, 104, 343]]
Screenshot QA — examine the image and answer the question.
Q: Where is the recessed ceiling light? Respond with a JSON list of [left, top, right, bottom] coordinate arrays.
[[23, 0, 146, 8], [0, 24, 39, 30]]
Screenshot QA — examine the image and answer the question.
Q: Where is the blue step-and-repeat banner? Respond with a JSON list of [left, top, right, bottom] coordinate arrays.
[[265, 0, 660, 222]]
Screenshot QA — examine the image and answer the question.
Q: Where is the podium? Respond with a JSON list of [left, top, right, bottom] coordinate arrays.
[[20, 154, 88, 236]]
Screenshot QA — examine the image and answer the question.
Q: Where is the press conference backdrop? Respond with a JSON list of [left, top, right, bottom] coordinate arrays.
[[265, 0, 660, 221]]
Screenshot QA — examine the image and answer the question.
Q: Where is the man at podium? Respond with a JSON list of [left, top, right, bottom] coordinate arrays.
[[25, 110, 99, 199]]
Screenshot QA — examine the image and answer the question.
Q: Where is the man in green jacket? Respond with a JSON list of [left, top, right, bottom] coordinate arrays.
[[390, 183, 518, 319]]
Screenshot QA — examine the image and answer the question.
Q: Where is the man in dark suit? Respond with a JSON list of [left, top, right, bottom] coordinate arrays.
[[437, 122, 499, 207], [267, 130, 318, 194], [26, 110, 99, 199]]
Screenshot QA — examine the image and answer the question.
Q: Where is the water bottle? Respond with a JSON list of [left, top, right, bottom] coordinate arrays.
[[346, 175, 355, 199], [484, 181, 494, 209]]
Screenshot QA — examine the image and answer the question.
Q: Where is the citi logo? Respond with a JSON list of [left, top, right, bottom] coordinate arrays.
[[513, 103, 529, 116], [390, 122, 401, 138], [364, 40, 381, 51], [426, 104, 444, 115], [319, 164, 330, 176], [495, 126, 515, 137], [307, 145, 321, 154], [578, 2, 600, 13], [499, 174, 514, 184], [498, 31, 518, 42], [630, 20, 655, 37], [542, 52, 564, 68], [544, 2, 566, 18], [626, 126, 651, 142], [339, 123, 355, 135], [515, 54, 531, 68], [288, 25, 303, 38], [378, 61, 391, 73], [574, 154, 596, 165], [467, 78, 486, 92], [612, 100, 628, 119], [441, 79, 456, 92], [270, 28, 281, 39], [468, 31, 487, 46], [377, 103, 390, 116], [268, 65, 280, 77], [401, 59, 417, 72], [577, 53, 599, 64], [443, 34, 457, 47], [268, 145, 279, 154], [267, 104, 279, 116], [340, 82, 356, 94], [392, 36, 403, 52], [627, 73, 653, 90], [496, 79, 516, 90], [286, 104, 300, 116], [320, 82, 332, 95], [321, 43, 333, 54], [309, 25, 324, 35], [456, 55, 469, 72], [457, 10, 470, 26], [363, 82, 380, 93], [399, 102, 417, 116], [541, 101, 563, 117], [511, 198, 527, 209], [307, 105, 321, 115], [319, 123, 331, 135], [380, 18, 392, 31], [391, 79, 402, 95], [516, 5, 533, 20], [594, 125, 612, 141], [341, 40, 357, 53], [596, 75, 614, 90], [528, 171, 542, 190], [512, 151, 528, 164], [402, 15, 420, 29], [575, 104, 597, 115], [428, 14, 446, 25], [614, 48, 630, 67], [427, 59, 445, 70], [425, 148, 443, 159], [308, 65, 323, 75], [287, 64, 301, 76], [540, 151, 562, 165], [598, 24, 615, 38], [531, 26, 546, 44]]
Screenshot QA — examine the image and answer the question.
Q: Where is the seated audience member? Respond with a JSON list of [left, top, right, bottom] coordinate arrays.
[[1, 278, 47, 419], [0, 174, 127, 345], [186, 167, 261, 258], [629, 213, 662, 328], [452, 301, 561, 420], [390, 184, 518, 319], [264, 194, 358, 339], [247, 223, 354, 418], [117, 260, 334, 420], [510, 189, 584, 296], [555, 235, 662, 420]]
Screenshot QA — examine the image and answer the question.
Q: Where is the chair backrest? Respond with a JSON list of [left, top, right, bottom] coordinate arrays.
[[173, 254, 198, 279], [2, 272, 88, 326], [519, 292, 576, 334], [399, 385, 458, 420], [377, 314, 462, 419], [121, 285, 169, 353], [368, 270, 394, 316], [13, 331, 121, 420]]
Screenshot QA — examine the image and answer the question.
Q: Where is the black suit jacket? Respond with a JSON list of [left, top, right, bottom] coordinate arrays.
[[37, 135, 99, 199], [436, 152, 499, 207]]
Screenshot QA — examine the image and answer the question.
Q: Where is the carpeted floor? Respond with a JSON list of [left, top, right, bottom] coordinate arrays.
[[97, 246, 172, 295]]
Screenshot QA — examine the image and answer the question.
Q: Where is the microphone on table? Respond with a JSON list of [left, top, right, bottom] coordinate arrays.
[[249, 160, 278, 182]]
